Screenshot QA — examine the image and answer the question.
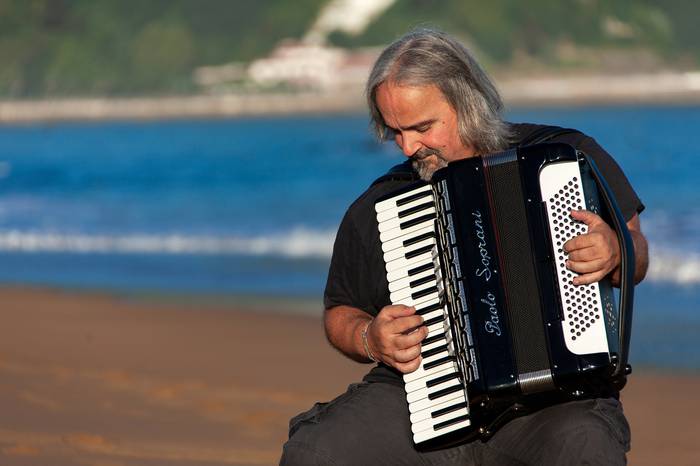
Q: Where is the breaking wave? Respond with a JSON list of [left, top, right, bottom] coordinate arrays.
[[0, 229, 697, 285], [0, 228, 336, 258]]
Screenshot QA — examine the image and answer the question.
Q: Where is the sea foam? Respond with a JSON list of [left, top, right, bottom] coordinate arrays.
[[0, 228, 335, 258], [0, 228, 696, 286]]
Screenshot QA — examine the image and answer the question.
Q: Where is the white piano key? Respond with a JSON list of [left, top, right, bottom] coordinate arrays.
[[381, 225, 435, 253], [414, 296, 440, 311], [419, 309, 444, 323], [386, 256, 435, 282], [407, 386, 464, 413], [383, 236, 436, 262], [378, 206, 436, 233], [421, 346, 449, 366], [420, 336, 446, 355], [388, 268, 435, 293], [409, 393, 468, 423], [403, 356, 457, 383], [405, 366, 455, 393], [404, 360, 452, 387], [406, 376, 462, 403], [411, 406, 470, 435], [424, 332, 447, 351], [375, 184, 432, 213], [390, 279, 437, 302], [420, 330, 446, 350], [379, 217, 436, 243], [426, 320, 446, 336], [385, 250, 433, 273], [376, 196, 436, 223], [396, 290, 440, 308], [429, 320, 448, 334], [413, 416, 471, 444]]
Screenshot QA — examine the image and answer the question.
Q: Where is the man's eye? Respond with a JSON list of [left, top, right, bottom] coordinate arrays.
[[416, 126, 430, 133]]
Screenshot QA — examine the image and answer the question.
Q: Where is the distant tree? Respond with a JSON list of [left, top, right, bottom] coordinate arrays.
[[0, 0, 695, 98]]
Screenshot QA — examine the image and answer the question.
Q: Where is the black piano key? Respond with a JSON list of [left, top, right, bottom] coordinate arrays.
[[426, 372, 459, 388], [402, 231, 435, 248], [422, 344, 448, 359], [396, 189, 432, 207], [424, 355, 454, 371], [422, 332, 445, 346], [410, 275, 435, 289], [411, 285, 438, 300], [405, 244, 434, 260], [398, 201, 435, 219], [428, 384, 463, 401], [416, 302, 442, 316], [434, 414, 470, 431], [424, 315, 444, 327], [400, 212, 436, 230], [432, 401, 468, 419], [407, 262, 433, 276]]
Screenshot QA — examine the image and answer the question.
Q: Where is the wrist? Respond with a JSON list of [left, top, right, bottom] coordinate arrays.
[[361, 318, 379, 363]]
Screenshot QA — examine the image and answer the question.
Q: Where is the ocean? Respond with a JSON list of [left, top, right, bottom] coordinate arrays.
[[0, 106, 697, 371]]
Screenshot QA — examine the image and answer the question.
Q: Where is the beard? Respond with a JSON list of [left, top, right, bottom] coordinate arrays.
[[411, 148, 449, 181]]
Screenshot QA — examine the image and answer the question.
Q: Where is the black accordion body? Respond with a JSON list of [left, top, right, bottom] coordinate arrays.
[[374, 143, 635, 447]]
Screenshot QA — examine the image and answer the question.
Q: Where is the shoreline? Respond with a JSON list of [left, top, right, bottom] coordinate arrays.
[[1, 71, 700, 123], [0, 286, 698, 465]]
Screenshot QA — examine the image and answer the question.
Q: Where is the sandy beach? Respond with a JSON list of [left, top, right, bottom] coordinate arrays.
[[0, 287, 698, 466], [1, 71, 700, 124]]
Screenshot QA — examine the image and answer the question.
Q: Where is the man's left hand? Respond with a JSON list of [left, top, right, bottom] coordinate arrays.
[[563, 210, 620, 286]]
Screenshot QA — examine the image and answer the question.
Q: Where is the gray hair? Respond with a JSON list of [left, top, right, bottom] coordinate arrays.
[[366, 28, 511, 155]]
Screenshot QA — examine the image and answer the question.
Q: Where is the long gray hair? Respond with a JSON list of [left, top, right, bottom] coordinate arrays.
[[366, 28, 511, 154]]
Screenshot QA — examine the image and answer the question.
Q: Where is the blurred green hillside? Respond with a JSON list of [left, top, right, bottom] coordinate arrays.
[[0, 0, 697, 98]]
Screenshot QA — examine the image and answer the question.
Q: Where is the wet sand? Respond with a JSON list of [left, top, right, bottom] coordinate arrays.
[[0, 287, 697, 465]]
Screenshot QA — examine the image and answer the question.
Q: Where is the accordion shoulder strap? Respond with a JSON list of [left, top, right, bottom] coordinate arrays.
[[518, 125, 581, 147], [370, 160, 419, 187]]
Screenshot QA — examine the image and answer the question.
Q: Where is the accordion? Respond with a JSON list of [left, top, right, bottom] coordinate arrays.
[[374, 143, 635, 447]]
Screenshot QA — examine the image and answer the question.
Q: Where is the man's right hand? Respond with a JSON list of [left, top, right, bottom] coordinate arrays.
[[366, 304, 428, 374]]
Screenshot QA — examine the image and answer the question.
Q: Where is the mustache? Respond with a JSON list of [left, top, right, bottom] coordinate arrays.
[[410, 148, 442, 162]]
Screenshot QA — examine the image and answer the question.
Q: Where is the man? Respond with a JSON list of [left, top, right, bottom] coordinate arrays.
[[281, 28, 648, 465]]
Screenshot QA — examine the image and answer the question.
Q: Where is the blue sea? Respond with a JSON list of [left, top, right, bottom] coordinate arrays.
[[0, 106, 697, 371]]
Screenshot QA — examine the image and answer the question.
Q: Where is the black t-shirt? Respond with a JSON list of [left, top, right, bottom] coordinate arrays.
[[323, 123, 644, 386]]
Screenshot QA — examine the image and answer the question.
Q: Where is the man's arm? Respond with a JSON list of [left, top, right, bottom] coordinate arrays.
[[324, 304, 428, 373], [565, 211, 648, 286]]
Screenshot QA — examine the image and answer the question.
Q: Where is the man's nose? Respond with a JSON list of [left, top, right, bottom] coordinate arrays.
[[399, 133, 421, 157]]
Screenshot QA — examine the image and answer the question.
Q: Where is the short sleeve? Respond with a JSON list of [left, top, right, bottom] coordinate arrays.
[[323, 183, 400, 316], [324, 210, 363, 310], [555, 132, 645, 222], [323, 207, 384, 315]]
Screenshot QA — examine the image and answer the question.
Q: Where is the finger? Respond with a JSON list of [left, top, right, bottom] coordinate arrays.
[[393, 344, 423, 363], [572, 270, 607, 286], [378, 304, 416, 320], [570, 209, 603, 227], [395, 357, 423, 374], [566, 257, 607, 275], [563, 234, 594, 253], [566, 245, 599, 263], [394, 326, 428, 349], [387, 314, 424, 334]]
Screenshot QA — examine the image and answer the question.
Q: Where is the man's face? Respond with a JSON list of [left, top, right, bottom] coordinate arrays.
[[375, 81, 475, 180]]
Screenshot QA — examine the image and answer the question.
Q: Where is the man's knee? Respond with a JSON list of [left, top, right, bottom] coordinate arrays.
[[488, 398, 630, 466], [541, 398, 630, 450], [280, 382, 418, 465], [280, 440, 337, 466], [536, 398, 630, 465]]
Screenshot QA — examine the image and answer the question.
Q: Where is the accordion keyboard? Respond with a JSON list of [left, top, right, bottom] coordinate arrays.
[[375, 184, 471, 444]]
